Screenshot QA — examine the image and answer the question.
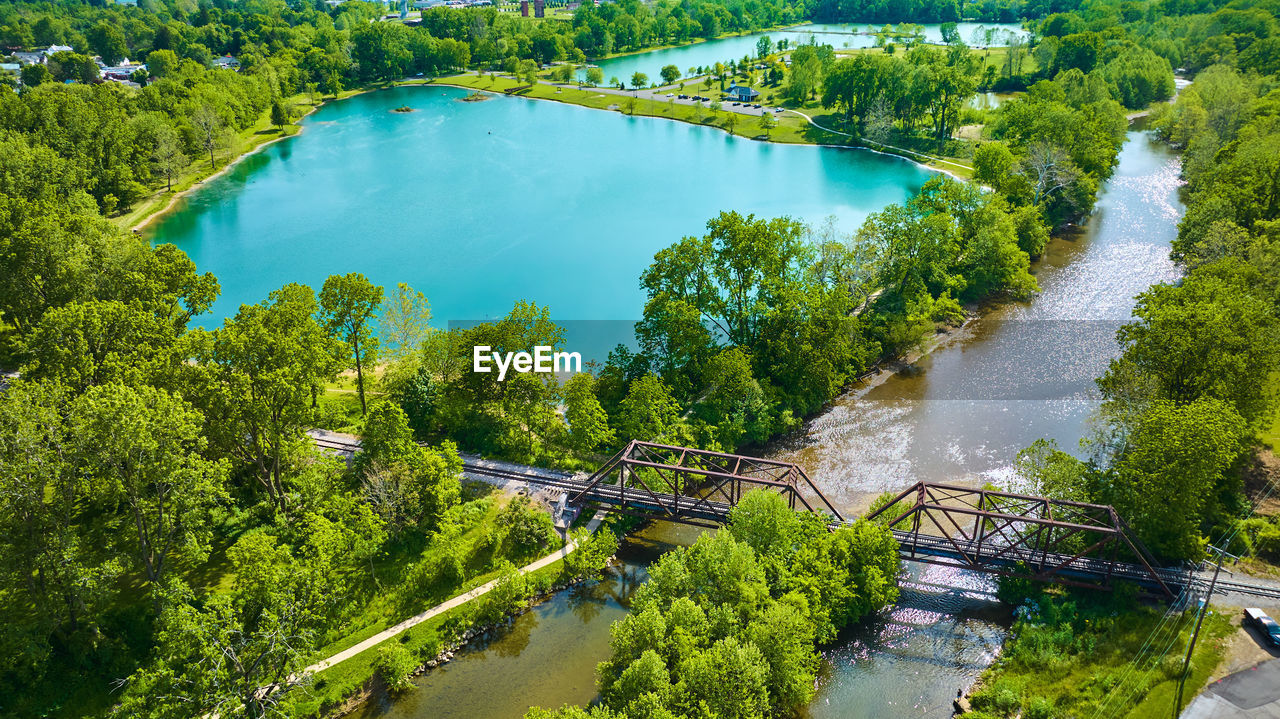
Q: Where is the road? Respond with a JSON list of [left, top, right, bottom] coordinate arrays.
[[1183, 659, 1280, 718]]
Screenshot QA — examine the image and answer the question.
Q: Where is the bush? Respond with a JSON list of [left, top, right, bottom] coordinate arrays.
[[1024, 695, 1055, 719], [971, 680, 1022, 716], [563, 529, 619, 581], [1250, 520, 1280, 562], [498, 495, 557, 559], [375, 644, 418, 693]]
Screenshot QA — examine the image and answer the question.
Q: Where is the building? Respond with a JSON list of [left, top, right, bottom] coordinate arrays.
[[520, 0, 529, 14], [212, 55, 240, 71], [726, 84, 759, 102], [13, 51, 42, 65], [534, 0, 544, 17]]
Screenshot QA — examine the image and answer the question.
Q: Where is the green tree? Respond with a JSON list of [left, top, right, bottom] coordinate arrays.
[[71, 384, 228, 594], [87, 21, 128, 66], [1099, 270, 1280, 425], [270, 99, 289, 131], [351, 22, 413, 83], [1099, 399, 1248, 561], [20, 63, 51, 87], [586, 67, 604, 86], [189, 284, 342, 513], [759, 111, 776, 137], [150, 122, 188, 192], [145, 49, 180, 78], [0, 380, 118, 672], [631, 71, 649, 90], [320, 272, 385, 416], [190, 103, 225, 171], [756, 36, 773, 59], [116, 536, 326, 718], [562, 373, 614, 454], [660, 64, 680, 85], [680, 638, 771, 718], [380, 282, 434, 361], [615, 374, 681, 442]]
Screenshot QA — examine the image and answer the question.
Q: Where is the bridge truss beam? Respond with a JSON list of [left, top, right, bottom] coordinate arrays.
[[865, 482, 1177, 599], [569, 440, 844, 524]]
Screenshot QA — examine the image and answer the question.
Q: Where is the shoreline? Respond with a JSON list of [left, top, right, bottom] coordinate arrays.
[[129, 60, 982, 235], [426, 77, 969, 178], [130, 127, 301, 233], [127, 86, 387, 234], [129, 105, 318, 234]]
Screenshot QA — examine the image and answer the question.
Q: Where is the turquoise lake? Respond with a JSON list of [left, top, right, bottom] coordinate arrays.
[[585, 22, 1028, 86], [145, 85, 934, 326]]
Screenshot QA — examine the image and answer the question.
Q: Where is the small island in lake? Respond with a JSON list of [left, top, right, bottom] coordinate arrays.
[[391, 105, 414, 113]]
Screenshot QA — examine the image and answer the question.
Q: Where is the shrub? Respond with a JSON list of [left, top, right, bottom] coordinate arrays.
[[1024, 696, 1055, 719], [375, 644, 418, 693], [1251, 521, 1280, 562], [564, 529, 619, 581], [498, 495, 557, 559]]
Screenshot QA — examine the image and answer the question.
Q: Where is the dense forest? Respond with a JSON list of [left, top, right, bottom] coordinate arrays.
[[1, 0, 1279, 716]]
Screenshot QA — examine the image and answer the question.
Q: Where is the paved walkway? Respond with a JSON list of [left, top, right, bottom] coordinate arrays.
[[301, 509, 608, 677]]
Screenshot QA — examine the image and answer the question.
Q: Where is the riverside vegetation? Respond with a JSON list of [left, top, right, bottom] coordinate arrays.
[[1, 0, 1279, 717]]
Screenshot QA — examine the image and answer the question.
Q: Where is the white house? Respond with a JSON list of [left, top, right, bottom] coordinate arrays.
[[726, 84, 760, 102]]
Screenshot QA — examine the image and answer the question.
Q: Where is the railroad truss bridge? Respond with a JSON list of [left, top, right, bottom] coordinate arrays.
[[312, 433, 1280, 602]]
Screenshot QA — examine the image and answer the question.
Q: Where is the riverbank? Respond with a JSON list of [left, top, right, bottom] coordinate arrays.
[[964, 588, 1234, 719], [289, 512, 614, 718]]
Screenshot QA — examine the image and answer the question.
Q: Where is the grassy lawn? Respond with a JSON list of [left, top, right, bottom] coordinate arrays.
[[433, 72, 826, 144]]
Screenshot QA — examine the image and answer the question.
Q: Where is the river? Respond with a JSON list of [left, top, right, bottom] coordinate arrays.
[[773, 127, 1183, 514]]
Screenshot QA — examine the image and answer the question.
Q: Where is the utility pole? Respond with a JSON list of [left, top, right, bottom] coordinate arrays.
[[1174, 547, 1224, 717]]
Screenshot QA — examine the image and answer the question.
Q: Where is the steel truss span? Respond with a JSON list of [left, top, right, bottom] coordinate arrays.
[[569, 440, 844, 526], [311, 432, 1280, 602], [863, 482, 1181, 600]]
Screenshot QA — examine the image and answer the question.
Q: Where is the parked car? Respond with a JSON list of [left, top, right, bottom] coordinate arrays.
[[1245, 608, 1280, 647], [753, 104, 762, 109], [678, 94, 688, 99]]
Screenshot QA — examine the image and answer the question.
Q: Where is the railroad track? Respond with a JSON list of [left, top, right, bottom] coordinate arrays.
[[309, 430, 1280, 602]]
